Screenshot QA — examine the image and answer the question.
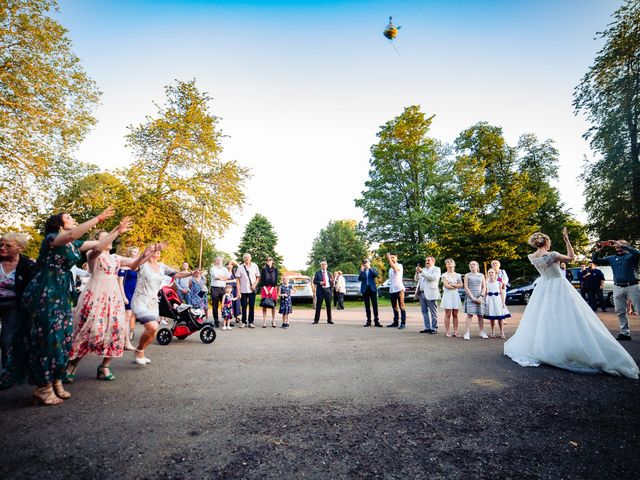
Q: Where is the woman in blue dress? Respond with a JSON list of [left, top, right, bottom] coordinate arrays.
[[118, 246, 140, 350], [3, 207, 123, 405]]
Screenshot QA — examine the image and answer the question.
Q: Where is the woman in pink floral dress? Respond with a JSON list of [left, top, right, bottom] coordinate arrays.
[[66, 224, 157, 382]]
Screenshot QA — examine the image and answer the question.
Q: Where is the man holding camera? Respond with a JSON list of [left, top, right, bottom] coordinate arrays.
[[359, 258, 381, 327], [593, 240, 640, 341]]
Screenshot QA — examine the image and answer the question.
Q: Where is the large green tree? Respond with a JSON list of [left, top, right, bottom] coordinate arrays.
[[574, 0, 640, 241], [355, 105, 450, 267], [235, 214, 283, 269], [0, 0, 100, 224], [124, 79, 248, 237], [307, 220, 369, 274]]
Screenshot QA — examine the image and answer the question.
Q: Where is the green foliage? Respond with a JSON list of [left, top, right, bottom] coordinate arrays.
[[355, 105, 450, 267], [0, 0, 100, 224], [307, 220, 369, 273], [574, 0, 640, 242], [236, 214, 283, 269]]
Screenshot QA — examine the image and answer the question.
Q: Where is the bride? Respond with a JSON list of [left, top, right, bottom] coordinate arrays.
[[504, 228, 639, 379]]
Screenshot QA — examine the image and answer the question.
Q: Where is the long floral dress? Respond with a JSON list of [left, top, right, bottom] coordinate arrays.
[[69, 251, 125, 360], [5, 233, 83, 386]]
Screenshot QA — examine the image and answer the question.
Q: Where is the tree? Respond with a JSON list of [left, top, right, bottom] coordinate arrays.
[[124, 79, 249, 238], [436, 123, 540, 267], [0, 0, 100, 223], [574, 0, 640, 241], [235, 214, 283, 269], [355, 106, 450, 267], [307, 220, 369, 274]]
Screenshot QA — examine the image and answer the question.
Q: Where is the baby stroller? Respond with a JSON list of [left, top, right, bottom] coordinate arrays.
[[156, 286, 216, 346]]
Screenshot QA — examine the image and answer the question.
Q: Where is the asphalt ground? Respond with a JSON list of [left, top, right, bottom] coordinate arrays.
[[1, 305, 639, 479]]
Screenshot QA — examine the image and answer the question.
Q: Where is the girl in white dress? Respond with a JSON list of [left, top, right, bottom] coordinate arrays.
[[441, 258, 463, 337], [484, 268, 507, 338], [491, 259, 511, 322], [504, 229, 639, 379]]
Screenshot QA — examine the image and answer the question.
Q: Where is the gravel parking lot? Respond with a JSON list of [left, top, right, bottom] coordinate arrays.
[[1, 305, 639, 479]]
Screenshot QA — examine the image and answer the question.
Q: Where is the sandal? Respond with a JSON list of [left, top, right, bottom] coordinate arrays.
[[499, 333, 506, 339], [490, 332, 496, 338], [64, 361, 79, 384], [445, 332, 452, 338], [96, 365, 115, 381]]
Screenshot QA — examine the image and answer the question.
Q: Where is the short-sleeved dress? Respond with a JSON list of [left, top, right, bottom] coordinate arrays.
[[117, 268, 138, 311], [7, 233, 83, 385], [69, 251, 125, 360], [131, 262, 176, 323], [279, 284, 293, 315], [484, 280, 507, 320], [496, 269, 511, 319], [441, 272, 462, 310], [221, 293, 234, 321], [464, 272, 486, 316]]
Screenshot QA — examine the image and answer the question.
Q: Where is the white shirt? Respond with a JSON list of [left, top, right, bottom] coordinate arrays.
[[335, 275, 346, 293], [209, 265, 229, 288], [389, 263, 405, 293], [236, 262, 260, 294]]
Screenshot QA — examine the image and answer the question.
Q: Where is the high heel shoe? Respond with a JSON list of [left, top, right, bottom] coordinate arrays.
[[33, 385, 63, 406], [52, 380, 71, 399], [96, 365, 115, 381], [63, 361, 79, 384]]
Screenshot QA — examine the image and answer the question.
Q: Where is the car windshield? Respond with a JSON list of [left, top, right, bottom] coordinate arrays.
[[510, 276, 537, 288], [343, 275, 359, 282], [289, 278, 310, 285], [403, 279, 417, 287]]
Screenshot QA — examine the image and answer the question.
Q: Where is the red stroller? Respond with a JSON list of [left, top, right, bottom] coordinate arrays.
[[156, 286, 216, 346]]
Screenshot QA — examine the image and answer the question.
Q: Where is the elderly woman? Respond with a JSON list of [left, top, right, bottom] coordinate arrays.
[[0, 233, 36, 371], [2, 207, 117, 405], [130, 249, 191, 365]]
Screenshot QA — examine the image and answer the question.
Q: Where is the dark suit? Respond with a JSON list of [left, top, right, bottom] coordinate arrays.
[[358, 268, 380, 324], [313, 269, 333, 323]]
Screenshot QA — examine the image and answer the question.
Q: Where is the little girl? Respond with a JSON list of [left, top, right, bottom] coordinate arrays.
[[484, 268, 507, 338], [221, 284, 238, 331], [278, 277, 296, 328]]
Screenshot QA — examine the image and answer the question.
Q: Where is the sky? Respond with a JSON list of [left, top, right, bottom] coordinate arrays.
[[57, 0, 621, 269]]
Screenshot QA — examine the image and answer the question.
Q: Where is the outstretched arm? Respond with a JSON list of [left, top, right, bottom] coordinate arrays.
[[555, 227, 575, 263], [79, 217, 133, 253], [52, 207, 115, 247]]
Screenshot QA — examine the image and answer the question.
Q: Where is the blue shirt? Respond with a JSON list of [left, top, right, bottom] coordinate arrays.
[[593, 245, 640, 284]]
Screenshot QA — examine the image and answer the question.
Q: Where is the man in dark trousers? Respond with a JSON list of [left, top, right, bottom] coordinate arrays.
[[584, 261, 606, 312], [313, 261, 334, 324], [359, 258, 381, 327]]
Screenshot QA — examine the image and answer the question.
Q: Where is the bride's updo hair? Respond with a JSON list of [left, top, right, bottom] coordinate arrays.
[[528, 232, 550, 248]]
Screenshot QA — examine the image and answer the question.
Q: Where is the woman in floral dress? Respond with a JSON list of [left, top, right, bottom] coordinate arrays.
[[3, 207, 116, 406], [66, 226, 156, 382]]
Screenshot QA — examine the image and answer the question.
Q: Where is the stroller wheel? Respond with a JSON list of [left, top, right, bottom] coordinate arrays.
[[156, 328, 173, 345], [200, 326, 216, 344]]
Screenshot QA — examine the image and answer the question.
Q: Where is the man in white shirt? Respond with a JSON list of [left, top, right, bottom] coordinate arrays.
[[386, 253, 406, 329], [235, 253, 260, 328], [416, 256, 441, 333], [209, 256, 229, 328]]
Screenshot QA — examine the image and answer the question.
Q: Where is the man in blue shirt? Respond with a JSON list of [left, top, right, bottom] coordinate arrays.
[[584, 262, 606, 312], [593, 240, 640, 341]]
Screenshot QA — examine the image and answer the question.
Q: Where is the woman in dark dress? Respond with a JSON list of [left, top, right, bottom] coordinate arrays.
[[226, 260, 241, 324], [260, 257, 279, 328], [3, 207, 117, 405]]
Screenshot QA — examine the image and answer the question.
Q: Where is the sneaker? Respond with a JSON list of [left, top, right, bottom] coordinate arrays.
[[160, 319, 169, 326], [238, 323, 245, 328], [617, 333, 632, 341], [398, 323, 406, 330], [248, 323, 255, 329], [480, 331, 489, 339], [463, 332, 470, 341], [222, 326, 228, 331]]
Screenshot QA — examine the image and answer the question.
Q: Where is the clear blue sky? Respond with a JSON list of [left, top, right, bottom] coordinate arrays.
[[58, 0, 621, 268]]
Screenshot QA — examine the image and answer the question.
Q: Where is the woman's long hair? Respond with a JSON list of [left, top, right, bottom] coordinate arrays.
[[44, 213, 66, 235]]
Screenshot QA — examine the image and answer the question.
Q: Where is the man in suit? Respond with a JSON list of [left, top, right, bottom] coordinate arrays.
[[359, 258, 381, 327], [313, 261, 334, 324], [416, 256, 441, 333]]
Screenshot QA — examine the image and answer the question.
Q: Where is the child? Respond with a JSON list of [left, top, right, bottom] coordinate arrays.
[[278, 276, 296, 328], [484, 268, 507, 338], [221, 284, 238, 331]]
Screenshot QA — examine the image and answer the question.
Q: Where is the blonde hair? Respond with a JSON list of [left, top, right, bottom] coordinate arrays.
[[91, 229, 107, 241], [127, 246, 140, 256], [445, 258, 455, 266], [0, 232, 29, 249], [528, 232, 550, 248]]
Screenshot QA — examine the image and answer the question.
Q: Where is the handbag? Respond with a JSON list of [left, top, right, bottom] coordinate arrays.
[[259, 287, 276, 309]]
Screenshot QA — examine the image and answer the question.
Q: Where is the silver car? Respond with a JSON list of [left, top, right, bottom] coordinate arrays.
[[287, 275, 313, 303]]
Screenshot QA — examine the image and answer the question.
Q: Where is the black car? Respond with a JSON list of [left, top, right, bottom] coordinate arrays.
[[505, 276, 540, 305], [377, 278, 418, 302]]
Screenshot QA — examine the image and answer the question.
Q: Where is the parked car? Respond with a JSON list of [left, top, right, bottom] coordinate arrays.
[[377, 278, 418, 302], [505, 276, 540, 305], [288, 275, 313, 303], [342, 274, 362, 299], [567, 265, 614, 308]]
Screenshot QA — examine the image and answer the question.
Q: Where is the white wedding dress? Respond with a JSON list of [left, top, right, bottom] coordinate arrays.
[[504, 251, 639, 379]]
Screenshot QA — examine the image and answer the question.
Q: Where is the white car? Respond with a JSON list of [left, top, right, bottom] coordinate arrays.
[[287, 275, 313, 302]]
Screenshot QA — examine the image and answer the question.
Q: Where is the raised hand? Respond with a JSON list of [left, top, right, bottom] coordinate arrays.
[[117, 217, 133, 234], [97, 206, 115, 222], [562, 227, 569, 241]]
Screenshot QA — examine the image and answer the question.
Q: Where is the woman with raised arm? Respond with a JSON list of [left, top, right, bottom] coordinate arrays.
[[65, 222, 159, 384], [504, 228, 639, 379], [1, 207, 116, 404]]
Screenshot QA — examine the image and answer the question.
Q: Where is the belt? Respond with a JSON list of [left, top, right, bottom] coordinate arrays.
[[487, 292, 500, 296], [615, 280, 639, 287]]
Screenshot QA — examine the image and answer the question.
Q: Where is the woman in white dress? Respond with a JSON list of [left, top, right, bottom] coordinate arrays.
[[441, 258, 463, 337], [504, 229, 639, 379]]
